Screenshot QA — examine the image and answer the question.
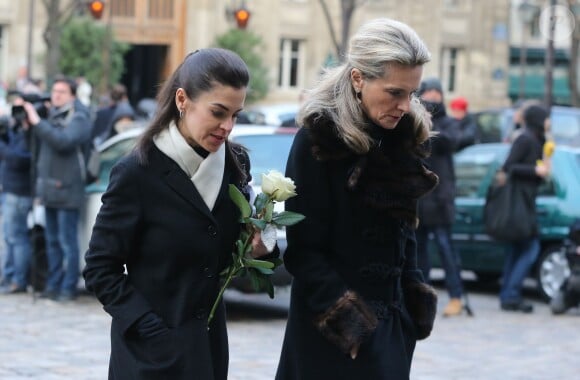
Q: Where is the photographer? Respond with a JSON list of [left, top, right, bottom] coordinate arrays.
[[21, 76, 91, 302], [0, 97, 34, 294]]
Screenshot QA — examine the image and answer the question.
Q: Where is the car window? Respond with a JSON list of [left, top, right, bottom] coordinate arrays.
[[98, 137, 138, 183], [551, 112, 580, 147], [454, 150, 499, 198], [232, 134, 295, 186], [475, 111, 503, 143]]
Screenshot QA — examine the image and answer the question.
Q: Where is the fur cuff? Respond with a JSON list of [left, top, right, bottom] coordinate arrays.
[[403, 282, 438, 340], [315, 291, 378, 354]]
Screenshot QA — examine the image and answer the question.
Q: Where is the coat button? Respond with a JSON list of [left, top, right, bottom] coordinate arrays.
[[207, 225, 217, 237], [195, 308, 207, 320], [203, 267, 213, 278]]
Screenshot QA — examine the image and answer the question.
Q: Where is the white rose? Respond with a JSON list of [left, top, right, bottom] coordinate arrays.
[[261, 170, 297, 202]]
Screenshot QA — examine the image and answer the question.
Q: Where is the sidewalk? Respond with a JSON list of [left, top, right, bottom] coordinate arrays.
[[1, 286, 579, 379]]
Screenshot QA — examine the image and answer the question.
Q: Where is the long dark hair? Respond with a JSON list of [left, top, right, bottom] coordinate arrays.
[[135, 48, 250, 163]]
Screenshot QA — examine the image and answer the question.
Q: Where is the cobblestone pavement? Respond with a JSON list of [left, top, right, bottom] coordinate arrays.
[[0, 284, 579, 380]]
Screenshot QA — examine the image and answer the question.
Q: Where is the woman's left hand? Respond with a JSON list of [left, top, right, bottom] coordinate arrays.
[[250, 230, 269, 258]]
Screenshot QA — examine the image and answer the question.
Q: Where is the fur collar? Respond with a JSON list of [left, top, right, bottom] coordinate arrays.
[[304, 112, 428, 161], [305, 113, 438, 227]]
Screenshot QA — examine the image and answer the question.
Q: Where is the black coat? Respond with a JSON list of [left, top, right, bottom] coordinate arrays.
[[83, 143, 249, 380], [418, 110, 461, 226], [276, 116, 438, 380], [502, 128, 544, 235]]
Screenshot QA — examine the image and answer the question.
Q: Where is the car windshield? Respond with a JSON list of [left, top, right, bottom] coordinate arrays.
[[551, 112, 580, 147], [232, 134, 296, 186], [454, 145, 508, 198]]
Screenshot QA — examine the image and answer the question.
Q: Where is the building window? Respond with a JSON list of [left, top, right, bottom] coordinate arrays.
[[278, 38, 303, 89], [441, 47, 459, 93]]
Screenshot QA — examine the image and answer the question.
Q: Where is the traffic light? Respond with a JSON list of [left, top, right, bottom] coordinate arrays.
[[88, 0, 105, 20], [234, 8, 250, 29]]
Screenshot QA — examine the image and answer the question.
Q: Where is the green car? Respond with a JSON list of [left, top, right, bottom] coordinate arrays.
[[430, 143, 580, 300]]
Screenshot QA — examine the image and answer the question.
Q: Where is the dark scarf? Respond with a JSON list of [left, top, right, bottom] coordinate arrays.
[[305, 113, 438, 227]]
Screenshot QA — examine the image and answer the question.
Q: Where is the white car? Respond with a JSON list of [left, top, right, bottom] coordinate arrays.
[[238, 103, 299, 127], [78, 124, 298, 291]]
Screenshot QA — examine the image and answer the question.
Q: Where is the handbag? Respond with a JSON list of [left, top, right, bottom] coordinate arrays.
[[484, 171, 536, 241]]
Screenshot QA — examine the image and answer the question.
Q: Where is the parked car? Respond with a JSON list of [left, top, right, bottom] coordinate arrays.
[[237, 103, 299, 127], [78, 125, 298, 292], [474, 105, 580, 147], [431, 143, 580, 300]]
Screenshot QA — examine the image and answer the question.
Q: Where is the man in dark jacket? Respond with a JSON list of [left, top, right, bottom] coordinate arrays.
[[92, 83, 135, 146], [449, 96, 479, 150], [416, 78, 466, 317], [22, 76, 92, 301], [0, 110, 33, 294]]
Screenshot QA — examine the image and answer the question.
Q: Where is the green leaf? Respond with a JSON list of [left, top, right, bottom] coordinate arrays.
[[272, 211, 306, 226], [254, 192, 269, 214], [243, 258, 275, 269], [248, 271, 262, 292], [248, 218, 267, 230], [265, 280, 275, 299], [244, 269, 276, 296], [254, 267, 274, 275], [229, 185, 252, 218], [264, 202, 274, 223], [235, 239, 246, 256], [269, 257, 284, 268]]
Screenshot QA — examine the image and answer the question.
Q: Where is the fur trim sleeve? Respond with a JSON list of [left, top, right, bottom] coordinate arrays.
[[403, 282, 438, 340], [314, 290, 378, 354]]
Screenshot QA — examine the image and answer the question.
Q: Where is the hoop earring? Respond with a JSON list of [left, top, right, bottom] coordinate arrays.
[[179, 109, 183, 118], [355, 91, 362, 104]]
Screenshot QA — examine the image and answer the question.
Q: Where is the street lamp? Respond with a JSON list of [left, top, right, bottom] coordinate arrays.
[[518, 0, 538, 101]]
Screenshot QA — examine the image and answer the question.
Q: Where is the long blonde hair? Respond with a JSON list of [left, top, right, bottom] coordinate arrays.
[[298, 18, 432, 154]]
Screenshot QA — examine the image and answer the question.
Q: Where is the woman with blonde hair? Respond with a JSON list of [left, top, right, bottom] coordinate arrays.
[[276, 18, 439, 379]]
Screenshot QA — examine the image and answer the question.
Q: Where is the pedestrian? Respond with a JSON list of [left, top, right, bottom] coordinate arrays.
[[0, 96, 34, 294], [92, 83, 135, 146], [507, 99, 542, 143], [275, 18, 439, 380], [21, 76, 92, 301], [83, 48, 270, 380], [416, 77, 466, 317], [449, 95, 478, 150], [498, 104, 550, 313]]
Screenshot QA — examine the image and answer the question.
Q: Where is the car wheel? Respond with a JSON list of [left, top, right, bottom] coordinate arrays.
[[536, 245, 570, 301]]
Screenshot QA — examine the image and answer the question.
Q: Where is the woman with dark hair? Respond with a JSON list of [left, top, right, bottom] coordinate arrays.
[[498, 103, 551, 313], [83, 48, 268, 379], [276, 18, 439, 379]]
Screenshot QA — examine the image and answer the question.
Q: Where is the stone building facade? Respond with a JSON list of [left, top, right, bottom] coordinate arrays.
[[0, 0, 513, 110]]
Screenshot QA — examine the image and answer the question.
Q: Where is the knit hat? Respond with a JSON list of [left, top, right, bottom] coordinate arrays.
[[418, 77, 443, 96], [450, 96, 468, 111], [523, 104, 549, 131]]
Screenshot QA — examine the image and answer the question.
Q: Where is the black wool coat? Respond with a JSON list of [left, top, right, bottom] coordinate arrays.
[[276, 115, 439, 380], [83, 143, 249, 380]]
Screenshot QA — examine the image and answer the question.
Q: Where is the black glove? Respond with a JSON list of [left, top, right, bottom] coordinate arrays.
[[131, 311, 169, 338]]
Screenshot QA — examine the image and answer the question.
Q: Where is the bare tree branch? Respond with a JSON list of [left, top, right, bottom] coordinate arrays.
[[318, 0, 341, 59]]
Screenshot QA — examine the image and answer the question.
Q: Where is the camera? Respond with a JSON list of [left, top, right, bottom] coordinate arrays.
[[8, 91, 51, 124]]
